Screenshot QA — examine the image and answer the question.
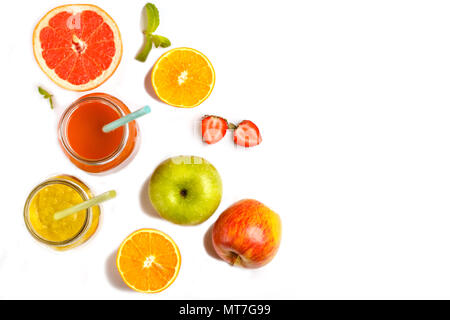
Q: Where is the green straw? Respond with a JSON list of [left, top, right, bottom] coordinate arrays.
[[53, 190, 117, 221], [102, 106, 151, 133]]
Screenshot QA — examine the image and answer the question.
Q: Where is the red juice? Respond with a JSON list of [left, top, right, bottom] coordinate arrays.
[[67, 101, 124, 161], [58, 93, 139, 174]]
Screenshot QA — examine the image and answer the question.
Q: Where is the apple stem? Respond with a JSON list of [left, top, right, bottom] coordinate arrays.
[[229, 252, 240, 266]]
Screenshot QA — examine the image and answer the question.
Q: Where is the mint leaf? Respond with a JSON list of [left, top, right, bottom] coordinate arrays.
[[152, 35, 171, 48], [38, 86, 54, 109], [144, 3, 160, 34], [136, 3, 171, 62], [48, 96, 54, 109], [136, 34, 153, 62], [38, 86, 51, 98]]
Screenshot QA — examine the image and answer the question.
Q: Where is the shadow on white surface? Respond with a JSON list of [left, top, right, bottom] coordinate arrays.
[[140, 175, 162, 220], [105, 250, 129, 291], [203, 223, 222, 261], [144, 66, 159, 101]]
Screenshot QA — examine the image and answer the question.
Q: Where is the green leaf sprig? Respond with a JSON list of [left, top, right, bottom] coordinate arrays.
[[38, 86, 54, 109], [136, 3, 171, 62]]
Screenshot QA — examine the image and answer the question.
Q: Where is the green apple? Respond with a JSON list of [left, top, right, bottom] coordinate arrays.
[[149, 156, 223, 225]]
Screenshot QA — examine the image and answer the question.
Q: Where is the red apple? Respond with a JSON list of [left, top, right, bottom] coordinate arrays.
[[212, 199, 282, 268]]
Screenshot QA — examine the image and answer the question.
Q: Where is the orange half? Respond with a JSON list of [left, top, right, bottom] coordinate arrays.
[[33, 4, 123, 91], [116, 229, 181, 293], [151, 48, 216, 108]]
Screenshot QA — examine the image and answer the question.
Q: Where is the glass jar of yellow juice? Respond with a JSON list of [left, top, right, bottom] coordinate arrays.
[[24, 175, 100, 250]]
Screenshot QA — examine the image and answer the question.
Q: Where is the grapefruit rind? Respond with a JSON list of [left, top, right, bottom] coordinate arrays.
[[151, 47, 216, 108], [116, 229, 181, 294], [33, 4, 123, 92]]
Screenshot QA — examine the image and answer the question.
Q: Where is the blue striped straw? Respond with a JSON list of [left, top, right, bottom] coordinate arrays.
[[103, 106, 151, 133]]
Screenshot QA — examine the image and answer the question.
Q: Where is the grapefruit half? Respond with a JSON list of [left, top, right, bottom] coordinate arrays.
[[33, 4, 123, 91]]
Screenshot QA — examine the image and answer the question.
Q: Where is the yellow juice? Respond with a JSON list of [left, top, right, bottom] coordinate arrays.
[[24, 175, 100, 250]]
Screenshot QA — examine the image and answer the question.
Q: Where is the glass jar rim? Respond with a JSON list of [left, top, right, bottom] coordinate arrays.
[[23, 177, 91, 247], [58, 95, 129, 167]]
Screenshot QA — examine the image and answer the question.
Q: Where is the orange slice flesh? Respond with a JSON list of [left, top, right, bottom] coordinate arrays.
[[33, 4, 122, 91], [116, 229, 181, 293], [151, 48, 216, 108]]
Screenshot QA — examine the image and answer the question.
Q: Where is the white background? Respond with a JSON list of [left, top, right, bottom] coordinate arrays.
[[1, 0, 450, 300]]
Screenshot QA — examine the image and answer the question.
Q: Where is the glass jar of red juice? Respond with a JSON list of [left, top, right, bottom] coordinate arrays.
[[58, 93, 140, 174]]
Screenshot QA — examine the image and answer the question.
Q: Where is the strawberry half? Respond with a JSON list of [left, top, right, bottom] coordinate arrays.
[[202, 116, 228, 144], [233, 120, 262, 148]]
